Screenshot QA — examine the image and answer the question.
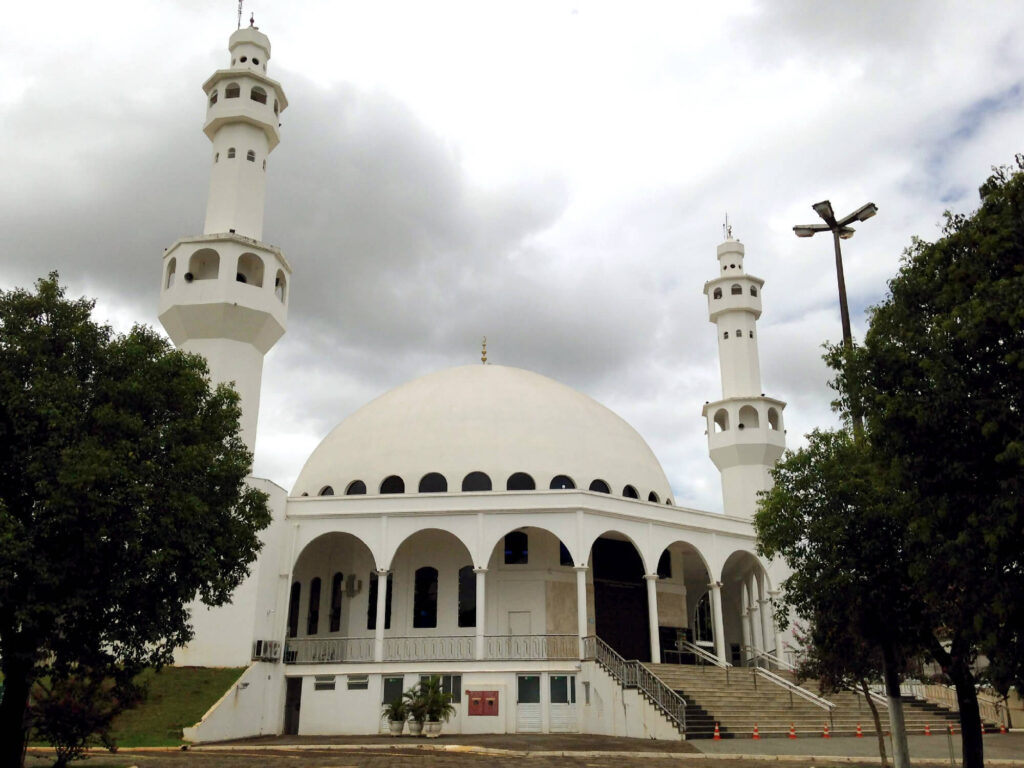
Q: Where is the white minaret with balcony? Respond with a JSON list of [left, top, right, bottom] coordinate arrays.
[[158, 22, 291, 454], [702, 236, 786, 518]]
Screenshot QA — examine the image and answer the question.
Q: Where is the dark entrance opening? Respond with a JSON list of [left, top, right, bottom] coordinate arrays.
[[591, 536, 649, 661], [284, 677, 302, 735]]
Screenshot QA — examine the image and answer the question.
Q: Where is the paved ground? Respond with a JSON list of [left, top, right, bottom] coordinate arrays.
[[23, 732, 1024, 767]]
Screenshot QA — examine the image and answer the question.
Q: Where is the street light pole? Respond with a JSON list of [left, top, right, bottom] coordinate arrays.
[[794, 200, 877, 433]]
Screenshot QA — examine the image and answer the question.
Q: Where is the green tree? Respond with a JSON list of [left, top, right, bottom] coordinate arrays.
[[0, 275, 271, 766], [850, 157, 1024, 768], [756, 428, 921, 767]]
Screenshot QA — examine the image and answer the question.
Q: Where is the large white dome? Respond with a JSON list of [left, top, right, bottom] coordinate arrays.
[[293, 364, 673, 503]]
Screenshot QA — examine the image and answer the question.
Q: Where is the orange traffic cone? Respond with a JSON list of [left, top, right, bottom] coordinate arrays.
[[1000, 723, 1008, 735], [752, 723, 760, 740], [856, 723, 864, 738], [713, 722, 721, 741], [924, 724, 932, 736], [788, 723, 797, 739], [949, 723, 956, 735], [822, 723, 831, 739]]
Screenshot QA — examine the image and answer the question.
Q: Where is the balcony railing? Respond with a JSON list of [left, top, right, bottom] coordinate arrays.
[[283, 634, 578, 664], [283, 636, 374, 664], [383, 635, 474, 661], [486, 634, 577, 660]]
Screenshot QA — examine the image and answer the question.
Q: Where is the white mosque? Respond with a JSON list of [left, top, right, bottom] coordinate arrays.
[[162, 24, 794, 741]]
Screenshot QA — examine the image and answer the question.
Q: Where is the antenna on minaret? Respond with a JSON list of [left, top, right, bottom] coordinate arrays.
[[481, 336, 488, 364], [723, 213, 733, 241], [237, 0, 244, 29]]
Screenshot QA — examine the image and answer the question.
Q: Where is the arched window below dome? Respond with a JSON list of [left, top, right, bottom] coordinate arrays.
[[731, 283, 742, 295], [768, 407, 781, 431], [665, 498, 673, 506], [307, 577, 321, 635], [458, 565, 475, 627], [225, 82, 240, 99], [648, 491, 660, 503], [380, 475, 404, 494], [418, 472, 447, 493], [345, 480, 366, 495], [589, 479, 610, 493], [329, 572, 343, 633], [287, 582, 300, 638], [462, 471, 492, 492], [504, 531, 528, 564], [413, 567, 438, 628], [550, 475, 575, 490], [750, 285, 758, 297], [657, 550, 672, 578], [623, 484, 639, 499], [713, 287, 722, 299], [506, 472, 535, 491], [318, 486, 334, 496]]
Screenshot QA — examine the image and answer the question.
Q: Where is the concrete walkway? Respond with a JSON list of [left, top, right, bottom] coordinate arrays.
[[692, 732, 1024, 762]]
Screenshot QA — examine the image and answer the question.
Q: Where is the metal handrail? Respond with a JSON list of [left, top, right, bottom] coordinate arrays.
[[742, 645, 794, 671], [485, 634, 578, 660], [583, 635, 687, 734], [679, 639, 730, 668], [754, 666, 835, 711]]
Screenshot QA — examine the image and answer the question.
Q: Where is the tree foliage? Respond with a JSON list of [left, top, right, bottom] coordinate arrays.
[[848, 157, 1024, 768], [30, 670, 143, 767], [0, 274, 271, 765]]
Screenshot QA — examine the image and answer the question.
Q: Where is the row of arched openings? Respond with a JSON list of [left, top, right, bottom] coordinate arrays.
[[287, 565, 479, 638], [209, 84, 279, 115], [712, 284, 758, 300], [165, 250, 287, 302], [712, 406, 781, 432], [214, 147, 265, 170], [315, 472, 672, 505]]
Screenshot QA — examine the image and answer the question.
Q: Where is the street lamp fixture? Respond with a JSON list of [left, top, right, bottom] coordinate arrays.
[[793, 199, 877, 432]]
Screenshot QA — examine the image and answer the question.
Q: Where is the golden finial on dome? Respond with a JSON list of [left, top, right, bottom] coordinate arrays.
[[481, 336, 487, 364]]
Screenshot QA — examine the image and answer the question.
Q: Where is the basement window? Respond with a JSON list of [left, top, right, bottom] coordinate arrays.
[[347, 675, 369, 690], [314, 675, 336, 691]]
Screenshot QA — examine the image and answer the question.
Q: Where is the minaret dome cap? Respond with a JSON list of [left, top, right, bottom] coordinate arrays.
[[229, 27, 271, 59]]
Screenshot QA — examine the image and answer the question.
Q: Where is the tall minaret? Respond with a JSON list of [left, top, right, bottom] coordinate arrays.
[[701, 233, 786, 518], [158, 21, 290, 454]]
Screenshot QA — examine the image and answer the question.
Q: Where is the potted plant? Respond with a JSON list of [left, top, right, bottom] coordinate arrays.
[[381, 697, 407, 736], [419, 675, 455, 738], [403, 685, 426, 736]]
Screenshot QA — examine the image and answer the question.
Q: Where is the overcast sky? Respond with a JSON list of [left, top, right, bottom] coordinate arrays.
[[2, 1, 1022, 511]]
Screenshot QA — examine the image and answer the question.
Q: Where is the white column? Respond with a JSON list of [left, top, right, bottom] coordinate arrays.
[[575, 566, 589, 659], [644, 574, 661, 664], [758, 598, 774, 655], [709, 581, 727, 664], [751, 575, 765, 653], [474, 568, 486, 660], [373, 569, 388, 663], [739, 586, 751, 664], [769, 590, 785, 663]]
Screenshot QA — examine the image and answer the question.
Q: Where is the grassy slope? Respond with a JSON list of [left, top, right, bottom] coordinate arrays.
[[110, 666, 245, 747]]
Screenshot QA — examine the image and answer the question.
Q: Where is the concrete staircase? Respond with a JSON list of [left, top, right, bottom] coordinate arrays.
[[644, 663, 984, 739]]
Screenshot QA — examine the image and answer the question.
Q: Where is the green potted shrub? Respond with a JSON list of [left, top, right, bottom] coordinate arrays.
[[403, 685, 427, 736], [381, 697, 407, 736], [418, 675, 455, 738]]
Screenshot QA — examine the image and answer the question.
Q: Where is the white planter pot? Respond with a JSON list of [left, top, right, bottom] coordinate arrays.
[[388, 720, 405, 736], [408, 720, 424, 736], [425, 721, 442, 738]]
